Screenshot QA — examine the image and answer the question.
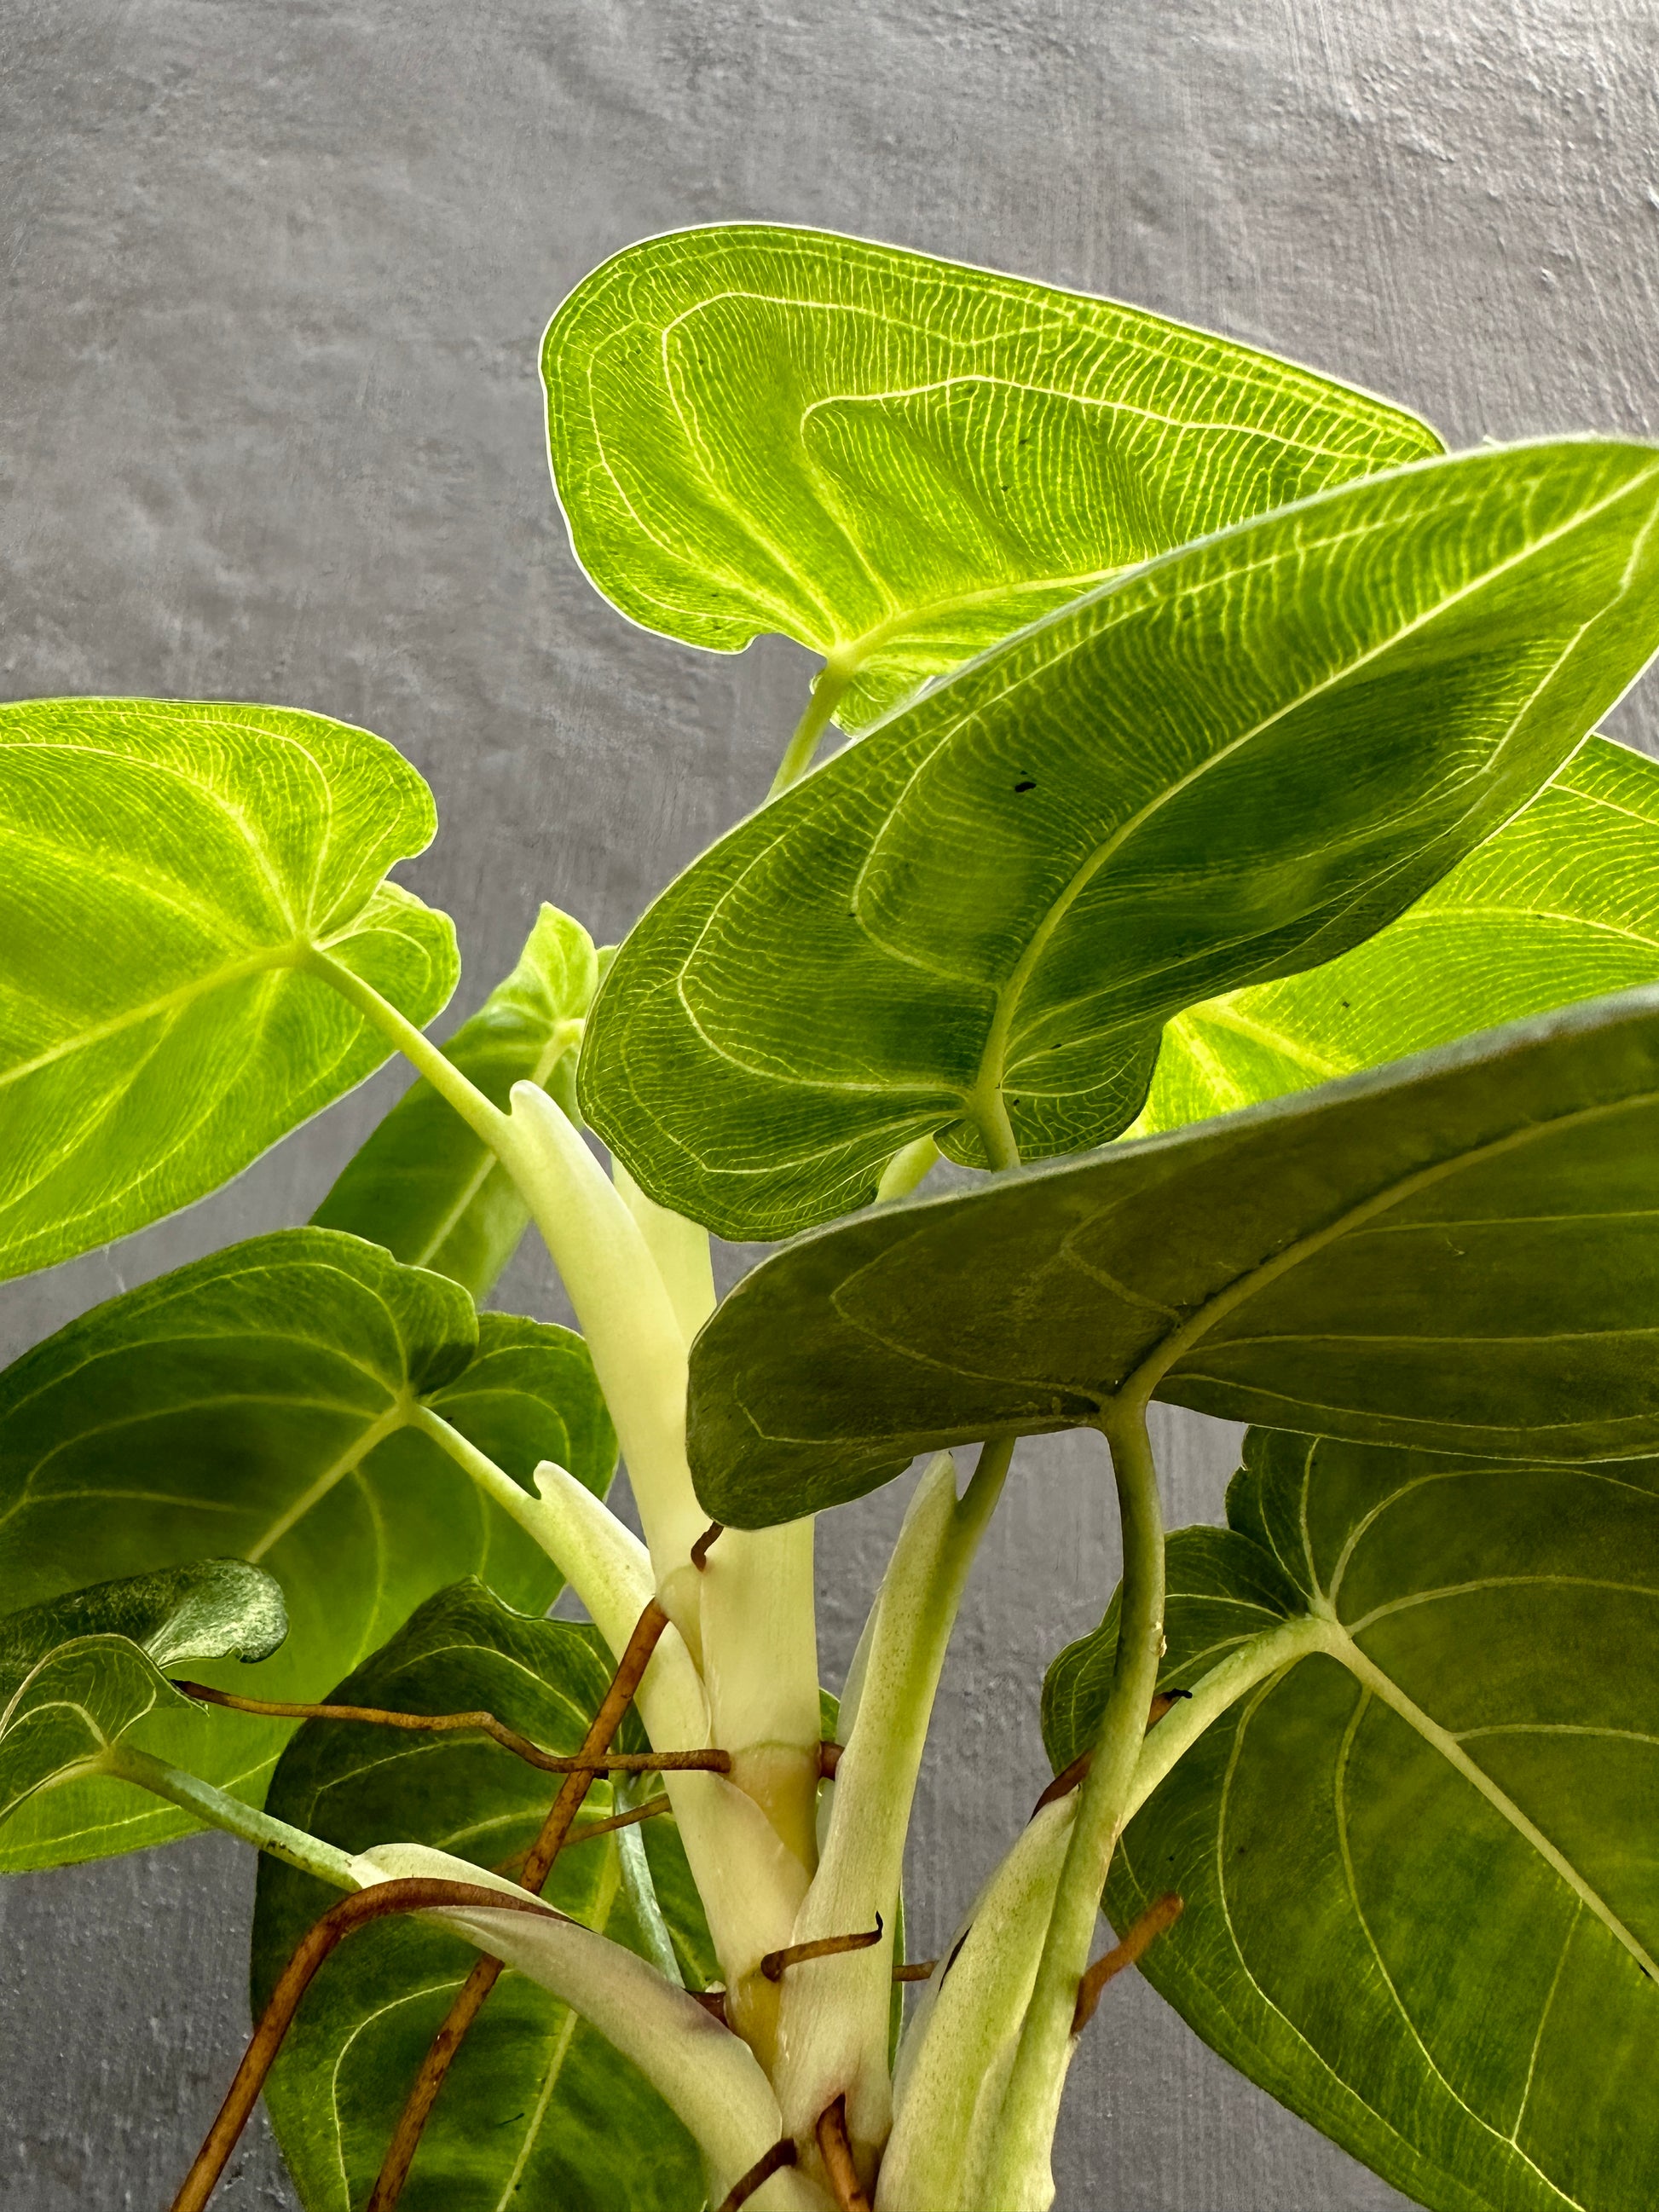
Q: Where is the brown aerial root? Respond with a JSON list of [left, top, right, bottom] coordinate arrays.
[[365, 1597, 672, 2212], [168, 1878, 567, 2212], [1029, 1688, 1192, 1817], [892, 1961, 937, 1983], [815, 2095, 875, 2212], [715, 2134, 798, 2209], [691, 1520, 725, 1570], [493, 1793, 671, 1874], [171, 1678, 728, 1776], [818, 1738, 843, 1779], [760, 1913, 884, 1984], [1071, 1893, 1184, 2035]]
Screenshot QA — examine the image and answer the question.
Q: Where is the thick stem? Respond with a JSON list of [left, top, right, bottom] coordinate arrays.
[[775, 1441, 1013, 2157], [769, 659, 853, 796], [101, 1743, 359, 1890], [495, 1083, 708, 1594], [978, 1408, 1165, 2212], [616, 1161, 824, 1874]]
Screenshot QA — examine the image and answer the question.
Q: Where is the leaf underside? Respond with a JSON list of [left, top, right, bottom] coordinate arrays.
[[688, 983, 1659, 1524], [0, 697, 458, 1282], [1049, 1430, 1659, 2212], [255, 1581, 711, 2212], [543, 222, 1440, 731], [0, 1231, 613, 1869], [585, 439, 1659, 1239], [0, 1560, 288, 1834]]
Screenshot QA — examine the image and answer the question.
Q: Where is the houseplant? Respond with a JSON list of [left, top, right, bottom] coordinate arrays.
[[4, 222, 1659, 2210]]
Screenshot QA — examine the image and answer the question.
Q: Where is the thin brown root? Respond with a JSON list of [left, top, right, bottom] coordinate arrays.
[[490, 1793, 671, 1875], [168, 1880, 564, 2212], [815, 2095, 874, 2212], [818, 1738, 843, 1779], [691, 1521, 724, 1570], [893, 1961, 936, 1983], [716, 2135, 798, 2210], [761, 1913, 883, 1984], [691, 1988, 729, 2023], [365, 1598, 671, 2211], [172, 1680, 726, 1776], [1029, 1689, 1191, 1818], [1072, 1893, 1183, 2034]]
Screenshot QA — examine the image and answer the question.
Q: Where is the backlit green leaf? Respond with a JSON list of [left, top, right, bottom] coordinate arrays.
[[1138, 734, 1659, 1133], [0, 1231, 613, 1870], [584, 441, 1659, 1239], [0, 1559, 286, 1834], [1053, 1431, 1659, 2212], [543, 223, 1439, 733], [0, 697, 457, 1281], [313, 904, 598, 1300], [688, 983, 1659, 1524], [254, 1580, 710, 2212]]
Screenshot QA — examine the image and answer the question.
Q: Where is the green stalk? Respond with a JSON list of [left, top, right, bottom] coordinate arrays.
[[101, 1741, 359, 1890], [301, 948, 510, 1152], [775, 1439, 1014, 2157], [769, 658, 853, 796], [977, 1407, 1165, 2212]]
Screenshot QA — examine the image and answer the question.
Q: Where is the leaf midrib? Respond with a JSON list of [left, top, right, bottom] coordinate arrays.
[[1328, 1624, 1659, 1982]]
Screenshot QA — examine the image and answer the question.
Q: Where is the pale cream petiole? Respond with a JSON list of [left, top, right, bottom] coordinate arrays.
[[773, 1440, 1014, 2159]]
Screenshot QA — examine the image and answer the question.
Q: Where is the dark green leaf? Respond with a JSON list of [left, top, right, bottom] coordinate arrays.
[[0, 1559, 286, 1833], [1139, 734, 1659, 1133], [255, 1580, 709, 2212], [313, 904, 598, 1300], [689, 983, 1659, 1524], [1073, 1430, 1659, 2212], [0, 1230, 614, 1871], [585, 441, 1659, 1239], [544, 224, 1440, 733], [0, 698, 458, 1281]]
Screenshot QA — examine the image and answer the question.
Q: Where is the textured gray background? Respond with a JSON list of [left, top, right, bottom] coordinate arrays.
[[2, 2, 1656, 2207]]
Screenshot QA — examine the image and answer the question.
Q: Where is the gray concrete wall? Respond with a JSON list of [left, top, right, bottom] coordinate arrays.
[[1, 3, 1655, 2205]]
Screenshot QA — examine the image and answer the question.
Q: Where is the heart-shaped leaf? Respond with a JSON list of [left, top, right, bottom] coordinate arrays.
[[254, 1580, 712, 2212], [543, 223, 1440, 734], [688, 982, 1659, 1525], [0, 1230, 613, 1870], [584, 440, 1659, 1239], [0, 696, 457, 1282], [0, 1559, 286, 1834], [313, 904, 599, 1301], [1138, 734, 1659, 1134], [1047, 1430, 1659, 2212]]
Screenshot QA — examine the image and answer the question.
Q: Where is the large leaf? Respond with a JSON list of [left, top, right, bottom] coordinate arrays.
[[0, 697, 458, 1281], [313, 904, 598, 1301], [688, 982, 1659, 1525], [0, 1560, 286, 1834], [1047, 1430, 1659, 2212], [0, 1230, 613, 1870], [1138, 733, 1659, 1134], [255, 1580, 711, 2212], [583, 440, 1659, 1239], [543, 223, 1440, 733]]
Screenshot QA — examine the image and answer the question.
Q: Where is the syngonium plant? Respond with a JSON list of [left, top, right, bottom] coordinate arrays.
[[6, 226, 1659, 2212]]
